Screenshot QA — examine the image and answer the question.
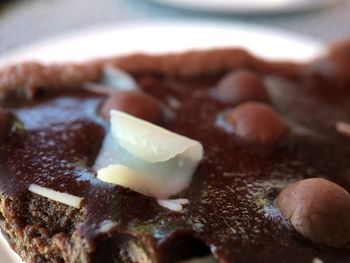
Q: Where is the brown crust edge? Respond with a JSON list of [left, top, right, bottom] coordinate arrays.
[[0, 48, 302, 100], [0, 192, 84, 263]]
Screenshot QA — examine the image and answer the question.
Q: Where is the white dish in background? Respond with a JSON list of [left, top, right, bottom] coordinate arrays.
[[0, 22, 322, 67], [0, 22, 321, 263], [147, 0, 339, 14]]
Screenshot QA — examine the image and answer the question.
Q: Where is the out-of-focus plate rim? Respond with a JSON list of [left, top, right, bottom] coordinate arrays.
[[0, 21, 323, 67], [147, 0, 339, 14]]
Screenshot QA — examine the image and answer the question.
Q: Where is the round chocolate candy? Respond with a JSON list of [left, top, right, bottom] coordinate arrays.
[[223, 102, 285, 144], [277, 178, 350, 249], [216, 70, 269, 104], [0, 107, 11, 142], [99, 91, 162, 124]]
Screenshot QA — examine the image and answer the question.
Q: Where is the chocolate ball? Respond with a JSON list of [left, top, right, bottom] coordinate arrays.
[[223, 102, 286, 144], [0, 107, 11, 142], [100, 91, 162, 124], [277, 178, 350, 249], [216, 70, 269, 104]]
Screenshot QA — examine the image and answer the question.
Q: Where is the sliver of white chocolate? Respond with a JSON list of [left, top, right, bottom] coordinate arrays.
[[98, 220, 118, 234], [102, 66, 139, 91], [95, 110, 203, 199], [336, 121, 350, 137], [157, 198, 189, 212], [111, 110, 203, 163], [28, 184, 82, 209]]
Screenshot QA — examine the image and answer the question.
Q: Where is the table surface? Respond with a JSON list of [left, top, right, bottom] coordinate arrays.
[[0, 0, 350, 55]]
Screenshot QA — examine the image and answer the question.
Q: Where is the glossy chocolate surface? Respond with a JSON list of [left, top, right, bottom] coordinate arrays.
[[1, 70, 350, 262]]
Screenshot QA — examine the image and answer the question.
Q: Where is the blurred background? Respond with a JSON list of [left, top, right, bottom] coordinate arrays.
[[1, 0, 350, 55]]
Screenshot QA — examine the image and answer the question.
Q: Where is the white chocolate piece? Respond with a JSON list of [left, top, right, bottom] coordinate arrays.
[[95, 110, 203, 199], [98, 220, 118, 234], [102, 66, 139, 91], [157, 198, 189, 212], [312, 258, 324, 263], [28, 184, 82, 209], [110, 110, 203, 163], [336, 121, 350, 137]]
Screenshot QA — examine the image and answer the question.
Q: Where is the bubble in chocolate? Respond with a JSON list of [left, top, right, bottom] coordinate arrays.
[[277, 178, 350, 249], [0, 107, 11, 142], [222, 102, 285, 144], [216, 70, 269, 104], [100, 91, 162, 124]]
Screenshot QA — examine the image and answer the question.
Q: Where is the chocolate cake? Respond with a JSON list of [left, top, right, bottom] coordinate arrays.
[[0, 39, 350, 263]]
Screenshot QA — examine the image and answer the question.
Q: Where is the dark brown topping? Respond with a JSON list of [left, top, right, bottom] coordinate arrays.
[[0, 106, 11, 142], [221, 102, 286, 144], [216, 70, 269, 104], [99, 90, 162, 123], [277, 178, 350, 249]]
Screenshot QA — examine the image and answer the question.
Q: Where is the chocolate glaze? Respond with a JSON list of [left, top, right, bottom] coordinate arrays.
[[1, 68, 350, 263]]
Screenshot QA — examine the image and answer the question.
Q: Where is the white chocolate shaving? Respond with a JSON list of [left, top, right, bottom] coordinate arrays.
[[28, 184, 82, 209], [95, 110, 203, 199], [102, 66, 139, 91], [157, 198, 189, 212], [98, 220, 118, 234], [312, 258, 324, 263], [336, 121, 350, 137], [110, 110, 203, 163]]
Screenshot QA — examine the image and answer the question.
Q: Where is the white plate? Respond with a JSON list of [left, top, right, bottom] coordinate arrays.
[[147, 0, 339, 14], [0, 22, 322, 67], [0, 22, 321, 263]]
